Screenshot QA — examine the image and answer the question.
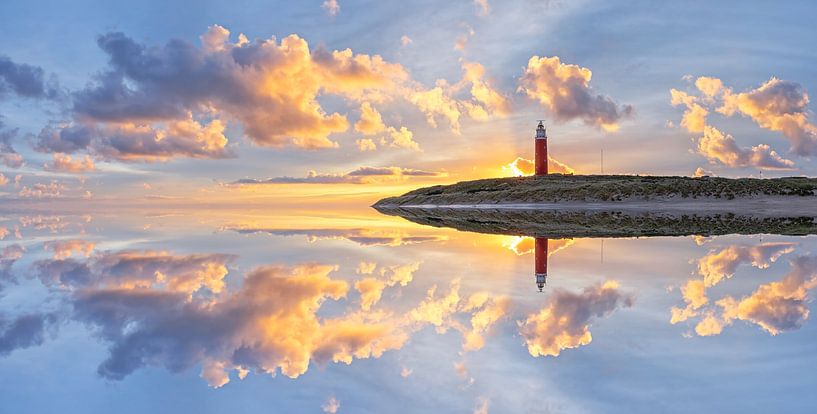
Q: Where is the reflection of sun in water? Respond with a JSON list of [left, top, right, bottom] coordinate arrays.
[[502, 236, 575, 256]]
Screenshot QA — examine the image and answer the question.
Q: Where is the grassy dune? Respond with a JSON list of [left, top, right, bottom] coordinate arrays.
[[374, 174, 817, 206]]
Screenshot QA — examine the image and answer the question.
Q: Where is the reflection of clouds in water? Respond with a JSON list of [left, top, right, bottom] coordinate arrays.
[[43, 239, 95, 259], [519, 281, 633, 357], [673, 242, 817, 336], [673, 242, 796, 325], [717, 257, 817, 335], [228, 227, 448, 247], [0, 244, 25, 289], [697, 242, 795, 286], [34, 250, 235, 295], [15, 247, 515, 387], [354, 262, 420, 310], [0, 313, 59, 356]]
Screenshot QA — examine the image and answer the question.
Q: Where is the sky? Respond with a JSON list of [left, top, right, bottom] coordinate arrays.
[[3, 2, 817, 412], [0, 0, 816, 207]]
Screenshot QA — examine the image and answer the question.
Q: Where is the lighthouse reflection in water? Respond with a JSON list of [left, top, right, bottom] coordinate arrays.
[[535, 237, 548, 291]]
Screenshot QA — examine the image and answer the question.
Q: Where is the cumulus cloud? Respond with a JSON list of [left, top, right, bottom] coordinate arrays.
[[18, 181, 66, 198], [355, 138, 376, 151], [0, 244, 25, 289], [673, 75, 817, 168], [473, 0, 490, 16], [519, 281, 633, 357], [354, 102, 386, 135], [693, 167, 713, 177], [44, 153, 96, 173], [400, 35, 413, 47], [233, 166, 446, 184], [519, 56, 632, 131], [383, 126, 419, 150], [35, 25, 510, 162], [0, 55, 60, 100], [717, 256, 817, 335], [670, 89, 708, 133], [502, 156, 575, 176], [719, 78, 817, 155], [459, 62, 511, 118], [670, 243, 813, 336], [37, 114, 233, 162], [62, 26, 413, 154], [355, 262, 421, 310], [322, 395, 341, 413], [409, 61, 510, 133], [697, 242, 795, 287], [71, 263, 409, 384], [0, 122, 24, 168], [43, 239, 95, 260], [696, 126, 795, 169], [322, 0, 340, 17], [0, 313, 58, 356], [230, 227, 448, 247], [34, 250, 234, 295]]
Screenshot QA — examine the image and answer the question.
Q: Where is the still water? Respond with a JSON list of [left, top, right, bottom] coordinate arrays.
[[1, 205, 816, 413]]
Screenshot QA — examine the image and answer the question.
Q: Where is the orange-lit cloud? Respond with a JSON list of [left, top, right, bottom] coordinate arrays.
[[1, 244, 25, 286], [693, 167, 713, 177], [670, 89, 708, 133], [355, 138, 377, 151], [354, 102, 387, 135], [696, 125, 794, 169], [409, 60, 509, 133], [519, 281, 633, 357], [717, 257, 817, 335], [673, 76, 817, 169], [43, 239, 95, 260], [38, 114, 232, 162], [502, 156, 575, 176], [67, 261, 515, 387], [354, 262, 421, 310], [519, 56, 632, 131], [18, 181, 65, 198], [719, 77, 817, 155], [670, 244, 817, 337], [503, 236, 574, 257], [697, 242, 795, 286], [44, 153, 95, 172], [35, 250, 234, 295]]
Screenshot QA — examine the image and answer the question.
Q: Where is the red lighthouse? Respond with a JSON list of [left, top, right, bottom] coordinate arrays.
[[534, 237, 548, 291], [535, 121, 548, 176]]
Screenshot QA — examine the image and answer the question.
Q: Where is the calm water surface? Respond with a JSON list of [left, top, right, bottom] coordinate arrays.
[[1, 205, 816, 413]]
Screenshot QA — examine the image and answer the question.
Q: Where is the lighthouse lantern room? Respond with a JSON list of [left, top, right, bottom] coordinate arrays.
[[535, 121, 548, 176]]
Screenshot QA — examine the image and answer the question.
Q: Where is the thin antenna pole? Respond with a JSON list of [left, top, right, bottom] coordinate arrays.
[[601, 148, 604, 175]]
